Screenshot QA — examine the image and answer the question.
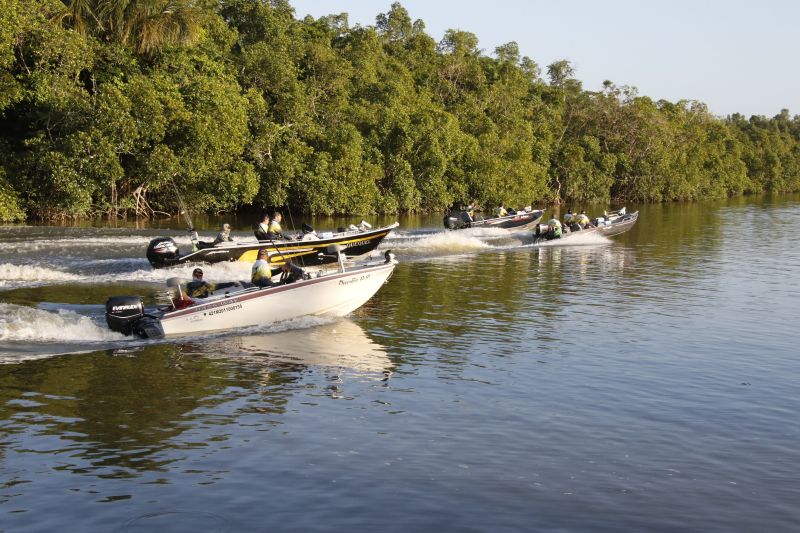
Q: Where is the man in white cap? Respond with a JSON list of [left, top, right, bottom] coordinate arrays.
[[213, 223, 234, 245]]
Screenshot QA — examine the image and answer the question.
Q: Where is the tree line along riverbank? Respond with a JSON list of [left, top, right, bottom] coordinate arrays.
[[1, 0, 799, 223]]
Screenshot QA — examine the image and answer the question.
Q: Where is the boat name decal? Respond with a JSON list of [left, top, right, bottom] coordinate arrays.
[[207, 303, 243, 316], [345, 239, 371, 248], [339, 273, 371, 286]]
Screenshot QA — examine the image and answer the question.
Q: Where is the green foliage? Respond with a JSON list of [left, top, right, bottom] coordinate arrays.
[[0, 165, 25, 221], [0, 1, 798, 220]]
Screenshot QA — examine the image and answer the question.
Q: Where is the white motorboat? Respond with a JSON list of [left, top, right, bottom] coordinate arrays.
[[105, 251, 397, 338]]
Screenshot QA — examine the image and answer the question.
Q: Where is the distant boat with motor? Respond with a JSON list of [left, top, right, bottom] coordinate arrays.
[[146, 221, 399, 268], [443, 206, 545, 231], [106, 249, 398, 338], [533, 208, 639, 243]]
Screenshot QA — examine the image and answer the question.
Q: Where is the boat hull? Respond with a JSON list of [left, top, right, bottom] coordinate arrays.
[[444, 210, 544, 231], [152, 262, 395, 337], [534, 211, 639, 243], [147, 223, 399, 268]]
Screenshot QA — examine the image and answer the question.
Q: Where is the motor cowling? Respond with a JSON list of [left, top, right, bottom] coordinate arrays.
[[106, 296, 144, 336], [443, 211, 471, 230], [146, 237, 180, 267]]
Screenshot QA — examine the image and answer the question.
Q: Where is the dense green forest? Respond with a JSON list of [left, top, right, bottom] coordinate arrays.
[[1, 0, 799, 222]]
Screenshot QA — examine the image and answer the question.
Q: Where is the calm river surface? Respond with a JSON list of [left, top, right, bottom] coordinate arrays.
[[1, 196, 799, 532]]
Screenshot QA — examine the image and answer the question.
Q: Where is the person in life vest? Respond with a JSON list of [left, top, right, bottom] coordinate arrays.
[[251, 249, 274, 288], [575, 211, 591, 228], [254, 213, 270, 240], [213, 223, 234, 245], [466, 201, 478, 222], [267, 212, 285, 239], [563, 209, 576, 226], [546, 218, 562, 240], [183, 268, 237, 298], [494, 203, 508, 217]]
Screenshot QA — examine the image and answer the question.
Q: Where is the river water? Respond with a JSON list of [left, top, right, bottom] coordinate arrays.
[[1, 196, 798, 532]]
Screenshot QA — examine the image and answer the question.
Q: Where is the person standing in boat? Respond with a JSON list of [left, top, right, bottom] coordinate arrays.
[[213, 223, 234, 245], [494, 203, 508, 218], [251, 249, 274, 288], [254, 213, 270, 240], [467, 201, 478, 222], [267, 212, 286, 239]]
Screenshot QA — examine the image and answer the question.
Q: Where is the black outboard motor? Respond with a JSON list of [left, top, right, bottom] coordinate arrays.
[[443, 211, 472, 230], [106, 296, 144, 336], [146, 237, 180, 268]]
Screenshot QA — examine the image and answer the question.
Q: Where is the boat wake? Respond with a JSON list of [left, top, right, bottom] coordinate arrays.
[[388, 231, 492, 257], [0, 263, 84, 289], [0, 303, 130, 362], [0, 259, 256, 290]]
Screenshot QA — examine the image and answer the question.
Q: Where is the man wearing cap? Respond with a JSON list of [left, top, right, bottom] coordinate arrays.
[[213, 223, 234, 245], [182, 268, 238, 300], [251, 249, 274, 288], [185, 268, 214, 298]]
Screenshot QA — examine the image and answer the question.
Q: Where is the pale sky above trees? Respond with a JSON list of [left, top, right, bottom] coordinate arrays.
[[291, 0, 800, 118]]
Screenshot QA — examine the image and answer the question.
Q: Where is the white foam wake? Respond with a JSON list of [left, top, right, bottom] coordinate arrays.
[[392, 231, 491, 256], [0, 263, 83, 282], [0, 259, 254, 289], [0, 303, 123, 342]]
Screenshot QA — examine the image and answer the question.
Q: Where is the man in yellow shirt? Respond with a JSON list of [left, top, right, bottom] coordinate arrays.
[[268, 212, 286, 239], [251, 249, 274, 288]]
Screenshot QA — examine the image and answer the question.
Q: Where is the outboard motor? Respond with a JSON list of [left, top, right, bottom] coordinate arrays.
[[443, 213, 459, 230], [146, 237, 180, 268], [106, 296, 144, 336]]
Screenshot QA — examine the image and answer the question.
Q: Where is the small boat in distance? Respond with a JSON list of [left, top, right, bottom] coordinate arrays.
[[146, 222, 399, 268], [106, 250, 398, 338], [533, 209, 639, 243], [443, 207, 545, 231]]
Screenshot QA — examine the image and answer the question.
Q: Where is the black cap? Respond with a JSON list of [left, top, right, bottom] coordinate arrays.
[[193, 268, 203, 276]]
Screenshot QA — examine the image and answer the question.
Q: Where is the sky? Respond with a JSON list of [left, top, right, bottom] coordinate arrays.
[[289, 0, 800, 118]]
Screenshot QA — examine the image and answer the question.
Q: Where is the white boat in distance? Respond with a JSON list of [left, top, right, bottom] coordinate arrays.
[[105, 251, 398, 338]]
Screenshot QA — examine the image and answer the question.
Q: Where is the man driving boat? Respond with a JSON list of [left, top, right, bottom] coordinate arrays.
[[184, 268, 237, 299]]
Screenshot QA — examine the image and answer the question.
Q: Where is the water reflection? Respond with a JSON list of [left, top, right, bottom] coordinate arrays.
[[178, 320, 393, 378], [0, 321, 391, 487]]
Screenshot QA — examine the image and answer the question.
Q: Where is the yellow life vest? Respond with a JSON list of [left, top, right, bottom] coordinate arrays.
[[251, 259, 272, 283]]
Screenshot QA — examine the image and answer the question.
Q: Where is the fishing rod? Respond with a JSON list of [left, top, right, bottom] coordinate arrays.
[[170, 177, 200, 249]]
